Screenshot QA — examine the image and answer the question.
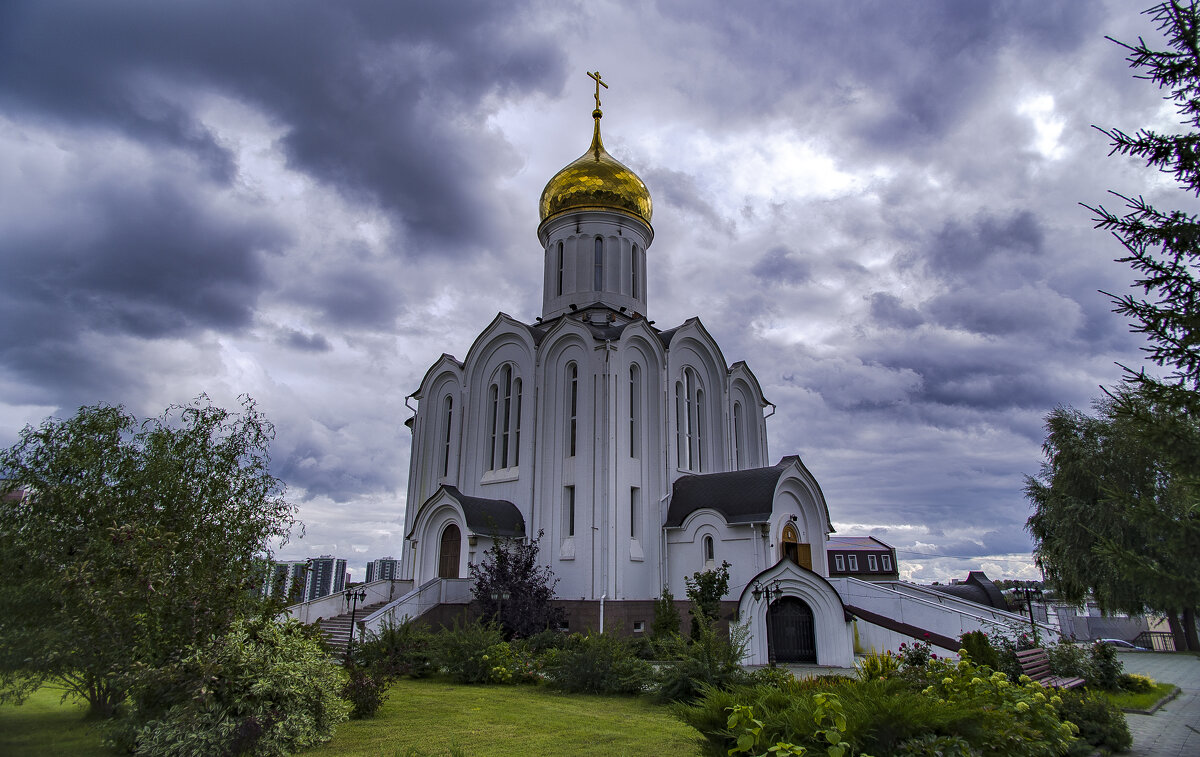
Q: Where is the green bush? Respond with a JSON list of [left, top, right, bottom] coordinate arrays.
[[353, 618, 436, 679], [1088, 640, 1123, 690], [655, 619, 751, 703], [543, 633, 653, 695], [856, 649, 900, 681], [435, 618, 508, 684], [893, 733, 977, 756], [897, 638, 935, 668], [652, 588, 683, 640], [1047, 641, 1093, 682], [341, 667, 389, 719], [1056, 688, 1132, 754], [959, 630, 999, 670], [110, 617, 350, 756], [1119, 672, 1155, 692]]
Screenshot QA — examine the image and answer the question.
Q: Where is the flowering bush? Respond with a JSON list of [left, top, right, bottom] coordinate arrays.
[[897, 637, 935, 668]]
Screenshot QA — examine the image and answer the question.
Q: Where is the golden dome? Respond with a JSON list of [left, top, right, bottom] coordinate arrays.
[[539, 115, 652, 227]]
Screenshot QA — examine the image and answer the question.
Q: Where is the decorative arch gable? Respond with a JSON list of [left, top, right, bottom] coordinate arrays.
[[737, 558, 854, 667]]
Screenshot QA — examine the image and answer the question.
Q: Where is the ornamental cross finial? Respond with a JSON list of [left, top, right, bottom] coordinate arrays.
[[587, 71, 608, 112]]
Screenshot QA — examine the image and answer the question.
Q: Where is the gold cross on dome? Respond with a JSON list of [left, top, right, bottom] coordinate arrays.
[[587, 71, 608, 111]]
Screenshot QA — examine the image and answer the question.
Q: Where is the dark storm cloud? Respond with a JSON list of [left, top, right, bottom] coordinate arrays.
[[652, 0, 1098, 153], [279, 328, 332, 353], [0, 0, 568, 253], [868, 292, 924, 329], [751, 246, 811, 285], [920, 210, 1045, 278], [0, 177, 284, 396], [291, 267, 403, 330]]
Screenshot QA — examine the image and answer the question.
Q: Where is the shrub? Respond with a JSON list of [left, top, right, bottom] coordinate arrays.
[[857, 650, 900, 681], [543, 633, 653, 695], [434, 618, 506, 683], [1056, 688, 1132, 754], [110, 617, 350, 756], [893, 733, 976, 756], [353, 618, 435, 679], [959, 630, 999, 670], [685, 561, 731, 638], [342, 667, 389, 719], [655, 620, 750, 703], [1119, 672, 1155, 692], [897, 638, 935, 668], [652, 587, 683, 640], [1088, 640, 1123, 691], [1046, 641, 1093, 682]]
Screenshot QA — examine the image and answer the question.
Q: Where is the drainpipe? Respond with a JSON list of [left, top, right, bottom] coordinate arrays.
[[600, 593, 606, 634]]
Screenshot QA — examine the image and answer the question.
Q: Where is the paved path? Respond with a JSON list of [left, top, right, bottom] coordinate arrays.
[[1117, 651, 1200, 756]]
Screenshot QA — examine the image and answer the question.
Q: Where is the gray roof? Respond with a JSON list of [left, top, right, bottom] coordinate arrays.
[[929, 571, 1009, 611], [665, 459, 794, 527], [408, 485, 525, 539]]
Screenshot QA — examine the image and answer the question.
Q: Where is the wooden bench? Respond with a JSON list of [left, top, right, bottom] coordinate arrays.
[[1015, 648, 1085, 689]]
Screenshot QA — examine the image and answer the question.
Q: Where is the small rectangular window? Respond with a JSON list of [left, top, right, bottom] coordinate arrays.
[[834, 554, 845, 572], [881, 554, 892, 571], [632, 620, 645, 633], [630, 487, 640, 540], [868, 554, 878, 572], [564, 486, 575, 537], [848, 555, 858, 571]]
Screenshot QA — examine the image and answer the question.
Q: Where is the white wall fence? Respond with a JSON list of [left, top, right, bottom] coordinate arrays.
[[284, 578, 414, 625], [359, 577, 473, 636], [832, 578, 1057, 655]]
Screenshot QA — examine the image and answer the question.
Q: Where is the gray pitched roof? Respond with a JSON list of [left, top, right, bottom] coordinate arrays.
[[408, 485, 525, 538], [665, 459, 792, 527], [929, 571, 1010, 611]]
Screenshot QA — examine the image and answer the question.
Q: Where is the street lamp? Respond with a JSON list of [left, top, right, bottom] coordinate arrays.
[[752, 579, 783, 603], [343, 588, 367, 662], [490, 590, 511, 624], [1015, 581, 1044, 646]]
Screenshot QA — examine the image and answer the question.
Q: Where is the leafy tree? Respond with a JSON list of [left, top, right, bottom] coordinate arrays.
[[1025, 386, 1200, 649], [468, 530, 563, 639], [0, 396, 297, 717], [1079, 0, 1200, 650], [684, 560, 731, 639], [651, 586, 683, 640]]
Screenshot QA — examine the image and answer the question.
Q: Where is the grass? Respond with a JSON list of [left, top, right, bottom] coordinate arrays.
[[307, 677, 708, 756], [1, 677, 707, 757], [0, 685, 111, 757], [1099, 681, 1178, 712]]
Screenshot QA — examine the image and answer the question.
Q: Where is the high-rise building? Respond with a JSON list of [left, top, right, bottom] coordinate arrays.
[[304, 555, 347, 601], [366, 557, 400, 583]]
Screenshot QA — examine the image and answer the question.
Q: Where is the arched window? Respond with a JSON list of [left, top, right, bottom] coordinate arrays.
[[567, 362, 578, 457], [629, 364, 641, 458], [594, 236, 604, 291], [733, 401, 744, 469], [703, 534, 715, 566], [556, 240, 564, 296], [441, 395, 454, 478], [676, 367, 705, 471], [488, 365, 521, 470], [631, 244, 639, 299], [438, 523, 461, 578]]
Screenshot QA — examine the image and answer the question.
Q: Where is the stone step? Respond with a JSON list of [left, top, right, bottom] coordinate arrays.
[[313, 600, 391, 656]]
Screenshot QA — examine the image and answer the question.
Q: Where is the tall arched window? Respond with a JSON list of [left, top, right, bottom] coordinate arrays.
[[488, 365, 521, 470], [629, 364, 641, 458], [703, 534, 715, 567], [556, 240, 564, 296], [733, 401, 745, 469], [441, 395, 454, 478], [594, 236, 604, 291], [675, 367, 706, 471], [567, 362, 578, 457], [631, 244, 639, 299], [695, 387, 705, 472]]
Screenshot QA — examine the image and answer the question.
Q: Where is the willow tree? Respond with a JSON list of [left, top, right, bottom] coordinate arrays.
[[0, 396, 297, 716]]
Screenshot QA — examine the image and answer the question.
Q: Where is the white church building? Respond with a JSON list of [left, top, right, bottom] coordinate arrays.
[[355, 77, 1039, 667]]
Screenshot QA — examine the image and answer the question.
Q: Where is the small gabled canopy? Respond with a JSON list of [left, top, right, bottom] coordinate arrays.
[[406, 485, 525, 539], [666, 460, 790, 527]]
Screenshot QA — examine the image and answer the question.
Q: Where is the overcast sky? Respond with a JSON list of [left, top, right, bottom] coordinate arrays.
[[0, 1, 1182, 584]]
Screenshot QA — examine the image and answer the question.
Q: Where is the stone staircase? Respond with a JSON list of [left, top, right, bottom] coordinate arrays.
[[315, 600, 390, 658]]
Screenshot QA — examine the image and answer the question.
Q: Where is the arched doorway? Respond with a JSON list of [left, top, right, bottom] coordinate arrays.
[[781, 522, 812, 570], [438, 523, 461, 578], [767, 596, 817, 663]]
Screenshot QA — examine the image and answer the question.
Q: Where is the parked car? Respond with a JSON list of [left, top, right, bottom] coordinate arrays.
[[1097, 638, 1145, 649]]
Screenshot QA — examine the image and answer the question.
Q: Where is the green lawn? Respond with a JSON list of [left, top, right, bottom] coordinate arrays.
[[0, 678, 708, 757], [308, 678, 708, 757], [0, 686, 111, 757], [1100, 681, 1179, 713]]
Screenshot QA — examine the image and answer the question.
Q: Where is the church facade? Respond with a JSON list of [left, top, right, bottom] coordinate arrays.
[[396, 78, 860, 665]]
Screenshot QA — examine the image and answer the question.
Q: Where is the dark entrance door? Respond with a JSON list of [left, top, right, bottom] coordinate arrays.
[[438, 523, 461, 578], [767, 596, 817, 663]]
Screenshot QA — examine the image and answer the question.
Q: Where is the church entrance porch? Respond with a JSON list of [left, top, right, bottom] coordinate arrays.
[[768, 596, 817, 663]]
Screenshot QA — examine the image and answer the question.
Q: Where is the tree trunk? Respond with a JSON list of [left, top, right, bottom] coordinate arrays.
[[1183, 607, 1200, 652], [1167, 609, 1187, 651]]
